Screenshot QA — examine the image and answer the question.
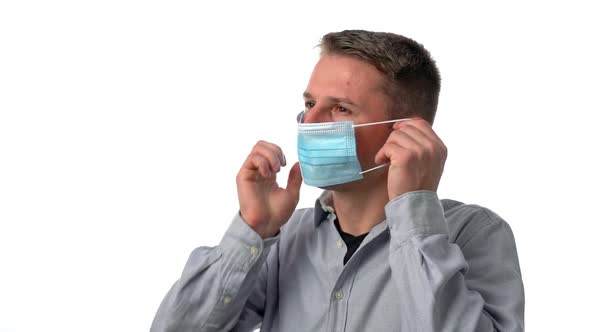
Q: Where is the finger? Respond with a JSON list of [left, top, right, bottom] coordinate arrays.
[[286, 162, 302, 198], [396, 118, 443, 146], [374, 141, 405, 165], [374, 146, 388, 165], [388, 127, 442, 167], [393, 116, 422, 130], [386, 127, 421, 150], [245, 153, 273, 178], [256, 140, 286, 167], [250, 145, 283, 173], [393, 123, 433, 149], [399, 120, 447, 160]]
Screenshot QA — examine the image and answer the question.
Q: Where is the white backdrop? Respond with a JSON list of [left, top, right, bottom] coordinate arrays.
[[1, 1, 588, 331]]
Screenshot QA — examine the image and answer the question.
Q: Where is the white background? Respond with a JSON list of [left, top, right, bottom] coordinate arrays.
[[1, 1, 588, 331]]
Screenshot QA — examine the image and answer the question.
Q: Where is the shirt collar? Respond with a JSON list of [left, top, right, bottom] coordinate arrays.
[[314, 191, 336, 227]]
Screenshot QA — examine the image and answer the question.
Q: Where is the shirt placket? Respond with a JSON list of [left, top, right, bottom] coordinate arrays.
[[325, 213, 356, 332]]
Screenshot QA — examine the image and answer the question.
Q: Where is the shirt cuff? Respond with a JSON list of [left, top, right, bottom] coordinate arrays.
[[218, 213, 280, 269], [385, 190, 449, 248]]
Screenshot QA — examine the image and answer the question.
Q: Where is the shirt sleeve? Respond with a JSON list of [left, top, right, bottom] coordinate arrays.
[[386, 191, 525, 332], [150, 214, 278, 332]]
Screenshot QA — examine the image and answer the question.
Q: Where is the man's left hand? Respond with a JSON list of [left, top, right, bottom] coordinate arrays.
[[374, 118, 447, 201]]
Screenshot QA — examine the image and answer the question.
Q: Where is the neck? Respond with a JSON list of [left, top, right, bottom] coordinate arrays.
[[331, 173, 390, 236]]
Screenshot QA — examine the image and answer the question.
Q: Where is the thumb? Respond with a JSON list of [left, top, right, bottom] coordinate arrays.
[[286, 162, 302, 198], [374, 147, 389, 165]]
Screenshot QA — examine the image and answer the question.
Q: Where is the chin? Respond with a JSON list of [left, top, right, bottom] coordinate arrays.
[[317, 183, 344, 191], [317, 172, 387, 192], [318, 179, 363, 192]]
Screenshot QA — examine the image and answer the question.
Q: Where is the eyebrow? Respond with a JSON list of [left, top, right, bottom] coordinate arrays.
[[303, 91, 358, 107]]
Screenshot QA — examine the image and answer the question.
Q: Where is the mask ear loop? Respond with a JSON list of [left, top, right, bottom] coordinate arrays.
[[354, 117, 412, 175], [352, 118, 412, 128], [359, 163, 389, 174]]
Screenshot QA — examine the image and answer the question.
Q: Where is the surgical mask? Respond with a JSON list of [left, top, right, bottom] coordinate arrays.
[[297, 117, 410, 187]]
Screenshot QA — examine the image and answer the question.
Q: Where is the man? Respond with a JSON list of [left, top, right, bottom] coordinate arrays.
[[151, 30, 524, 332]]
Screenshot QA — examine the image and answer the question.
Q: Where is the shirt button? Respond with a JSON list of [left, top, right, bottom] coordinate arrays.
[[223, 295, 232, 305], [249, 246, 259, 256], [336, 240, 343, 248], [334, 290, 344, 301]]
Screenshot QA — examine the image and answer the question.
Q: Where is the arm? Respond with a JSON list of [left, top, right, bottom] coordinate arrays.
[[150, 215, 277, 332], [386, 191, 524, 331], [152, 140, 301, 332]]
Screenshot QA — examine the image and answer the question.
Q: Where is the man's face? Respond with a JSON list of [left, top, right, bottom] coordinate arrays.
[[302, 54, 393, 187]]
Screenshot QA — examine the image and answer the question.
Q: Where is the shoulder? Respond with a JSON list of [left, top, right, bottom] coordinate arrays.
[[276, 207, 317, 244], [441, 198, 517, 249]]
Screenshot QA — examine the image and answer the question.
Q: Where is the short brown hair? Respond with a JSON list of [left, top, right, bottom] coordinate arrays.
[[320, 30, 441, 124]]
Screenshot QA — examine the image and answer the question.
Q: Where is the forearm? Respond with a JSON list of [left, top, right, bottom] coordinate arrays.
[[151, 215, 277, 332], [386, 191, 523, 332]]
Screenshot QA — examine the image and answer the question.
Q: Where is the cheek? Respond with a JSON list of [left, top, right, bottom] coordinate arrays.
[[354, 128, 390, 160]]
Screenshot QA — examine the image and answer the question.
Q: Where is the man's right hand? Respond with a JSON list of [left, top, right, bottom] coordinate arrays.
[[236, 140, 303, 238]]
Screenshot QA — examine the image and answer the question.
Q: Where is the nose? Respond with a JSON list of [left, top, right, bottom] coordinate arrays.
[[302, 107, 331, 124]]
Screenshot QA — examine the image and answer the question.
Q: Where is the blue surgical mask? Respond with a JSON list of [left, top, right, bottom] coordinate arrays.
[[297, 117, 410, 187]]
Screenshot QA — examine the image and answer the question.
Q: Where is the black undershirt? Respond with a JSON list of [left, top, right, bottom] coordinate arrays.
[[333, 217, 369, 265]]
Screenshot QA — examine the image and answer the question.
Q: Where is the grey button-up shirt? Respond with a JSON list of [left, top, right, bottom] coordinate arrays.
[[151, 191, 524, 331]]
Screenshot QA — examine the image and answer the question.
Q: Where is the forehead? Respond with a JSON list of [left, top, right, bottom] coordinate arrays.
[[305, 55, 385, 101]]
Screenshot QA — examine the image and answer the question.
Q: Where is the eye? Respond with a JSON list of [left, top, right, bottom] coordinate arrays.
[[304, 101, 315, 109], [336, 106, 350, 113]]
